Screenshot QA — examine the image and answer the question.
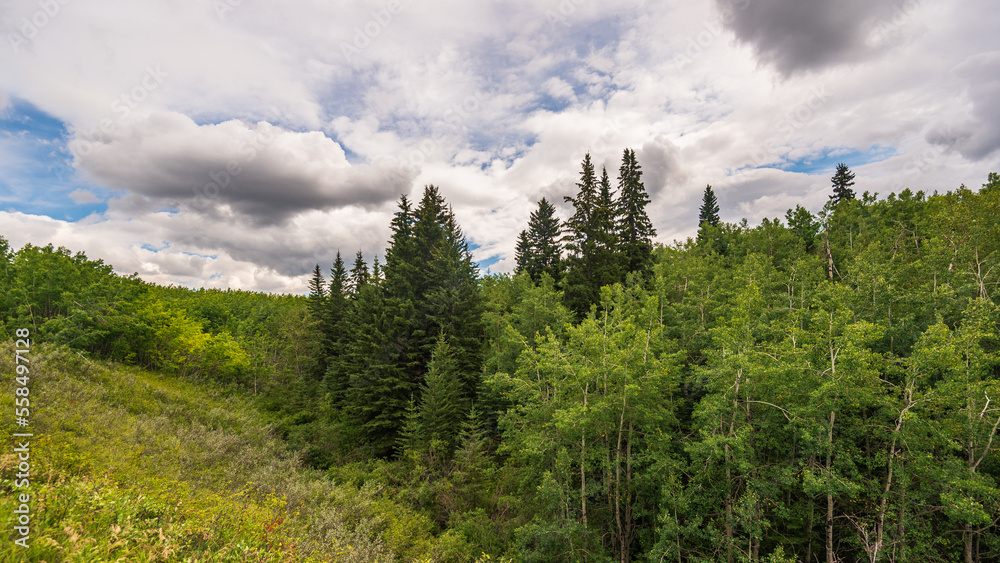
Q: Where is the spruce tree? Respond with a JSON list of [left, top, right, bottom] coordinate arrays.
[[562, 153, 601, 315], [307, 264, 327, 320], [515, 229, 532, 275], [424, 202, 483, 400], [341, 187, 483, 455], [419, 334, 465, 452], [698, 184, 720, 228], [616, 148, 656, 276], [516, 198, 563, 283], [696, 184, 722, 249], [829, 163, 856, 204], [306, 264, 329, 378], [349, 250, 369, 296], [322, 252, 349, 399]]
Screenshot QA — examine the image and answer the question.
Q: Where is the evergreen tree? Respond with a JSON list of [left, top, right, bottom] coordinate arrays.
[[829, 163, 856, 204], [419, 334, 466, 452], [322, 252, 350, 398], [698, 184, 720, 228], [562, 153, 601, 315], [515, 198, 562, 282], [306, 263, 327, 320], [349, 250, 369, 296], [514, 229, 532, 275], [616, 148, 656, 275], [306, 264, 329, 377], [595, 166, 620, 255], [342, 187, 483, 455]]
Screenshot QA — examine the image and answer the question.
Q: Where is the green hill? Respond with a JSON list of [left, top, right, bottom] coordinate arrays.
[[0, 343, 473, 562]]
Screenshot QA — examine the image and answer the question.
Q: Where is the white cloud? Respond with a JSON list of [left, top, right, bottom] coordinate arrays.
[[0, 0, 998, 291]]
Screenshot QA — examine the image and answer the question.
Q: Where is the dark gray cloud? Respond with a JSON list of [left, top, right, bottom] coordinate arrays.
[[927, 51, 1000, 160], [636, 137, 687, 196], [715, 0, 900, 76], [73, 112, 413, 225]]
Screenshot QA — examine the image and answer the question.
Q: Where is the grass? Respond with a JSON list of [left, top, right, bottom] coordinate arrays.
[[0, 342, 473, 562]]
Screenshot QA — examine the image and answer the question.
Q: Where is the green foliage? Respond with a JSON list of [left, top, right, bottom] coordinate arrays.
[[617, 148, 656, 277], [830, 162, 857, 204], [698, 184, 721, 229], [515, 197, 563, 283]]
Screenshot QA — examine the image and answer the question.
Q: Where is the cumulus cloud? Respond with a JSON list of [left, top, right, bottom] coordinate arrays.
[[68, 189, 100, 204], [72, 112, 414, 225], [0, 0, 998, 292], [927, 51, 1000, 160], [715, 0, 902, 76]]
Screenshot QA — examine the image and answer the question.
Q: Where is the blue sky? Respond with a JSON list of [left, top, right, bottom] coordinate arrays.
[[1, 0, 998, 292]]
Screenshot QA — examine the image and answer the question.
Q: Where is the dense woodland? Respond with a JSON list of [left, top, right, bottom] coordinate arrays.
[[1, 152, 999, 562]]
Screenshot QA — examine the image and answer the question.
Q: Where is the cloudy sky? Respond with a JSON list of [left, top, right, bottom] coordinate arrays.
[[1, 0, 998, 293]]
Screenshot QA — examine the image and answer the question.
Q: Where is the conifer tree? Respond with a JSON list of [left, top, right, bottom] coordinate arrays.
[[342, 187, 482, 455], [515, 198, 562, 282], [616, 148, 656, 275], [829, 163, 856, 204], [562, 153, 601, 315], [698, 184, 720, 228], [419, 334, 465, 452], [515, 229, 532, 275], [349, 250, 369, 296], [322, 252, 349, 396], [307, 264, 327, 320]]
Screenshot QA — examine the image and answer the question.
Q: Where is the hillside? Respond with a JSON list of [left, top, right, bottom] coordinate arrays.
[[0, 344, 475, 562]]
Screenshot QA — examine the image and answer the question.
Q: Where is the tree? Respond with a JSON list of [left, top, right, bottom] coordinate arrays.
[[322, 252, 350, 396], [306, 263, 327, 320], [698, 184, 721, 228], [786, 204, 820, 253], [349, 250, 369, 295], [830, 163, 856, 204], [616, 148, 656, 276], [563, 154, 622, 315], [515, 198, 563, 283], [419, 334, 466, 452]]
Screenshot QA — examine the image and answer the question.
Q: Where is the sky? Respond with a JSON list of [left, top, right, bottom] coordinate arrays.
[[1, 0, 999, 293]]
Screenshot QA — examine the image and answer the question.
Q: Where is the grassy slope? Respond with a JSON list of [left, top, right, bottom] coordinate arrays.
[[0, 343, 472, 562]]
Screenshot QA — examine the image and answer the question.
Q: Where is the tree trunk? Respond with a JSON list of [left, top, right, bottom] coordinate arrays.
[[825, 226, 834, 280], [581, 383, 588, 529], [827, 410, 836, 563]]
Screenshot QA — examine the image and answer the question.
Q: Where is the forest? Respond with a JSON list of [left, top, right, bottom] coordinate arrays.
[[1, 152, 998, 562]]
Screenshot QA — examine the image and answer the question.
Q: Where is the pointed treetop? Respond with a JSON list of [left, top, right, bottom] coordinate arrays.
[[698, 184, 720, 228], [829, 163, 856, 204]]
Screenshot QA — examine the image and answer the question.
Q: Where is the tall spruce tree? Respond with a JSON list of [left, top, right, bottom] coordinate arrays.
[[616, 148, 655, 276], [342, 187, 482, 456], [348, 250, 369, 296], [306, 264, 329, 377], [829, 163, 856, 204], [307, 264, 327, 319], [698, 184, 720, 228], [322, 252, 349, 397], [419, 334, 466, 452], [562, 153, 601, 315], [515, 198, 563, 282]]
